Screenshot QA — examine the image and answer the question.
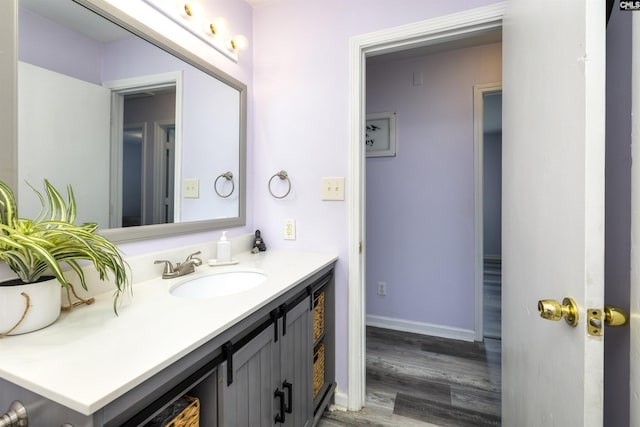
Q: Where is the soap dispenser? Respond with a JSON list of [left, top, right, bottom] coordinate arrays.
[[217, 231, 231, 263]]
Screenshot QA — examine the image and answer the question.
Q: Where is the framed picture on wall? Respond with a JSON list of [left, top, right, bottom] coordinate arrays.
[[365, 112, 396, 157]]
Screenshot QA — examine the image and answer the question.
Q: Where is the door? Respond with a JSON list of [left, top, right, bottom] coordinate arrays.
[[218, 326, 279, 427], [280, 298, 312, 427], [502, 1, 606, 426]]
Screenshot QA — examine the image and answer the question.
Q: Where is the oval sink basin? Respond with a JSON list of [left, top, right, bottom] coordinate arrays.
[[169, 271, 267, 298]]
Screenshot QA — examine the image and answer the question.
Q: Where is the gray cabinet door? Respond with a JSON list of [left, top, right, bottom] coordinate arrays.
[[218, 296, 313, 427], [280, 298, 312, 427], [218, 326, 279, 427]]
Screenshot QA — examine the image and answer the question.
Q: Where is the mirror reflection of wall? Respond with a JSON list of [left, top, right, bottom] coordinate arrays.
[[17, 0, 242, 232]]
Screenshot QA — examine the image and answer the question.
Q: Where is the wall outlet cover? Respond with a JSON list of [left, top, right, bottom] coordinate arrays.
[[284, 219, 296, 240]]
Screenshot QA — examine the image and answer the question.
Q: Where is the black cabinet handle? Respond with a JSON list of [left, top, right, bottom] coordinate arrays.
[[280, 303, 288, 336], [274, 389, 285, 424], [283, 380, 293, 414]]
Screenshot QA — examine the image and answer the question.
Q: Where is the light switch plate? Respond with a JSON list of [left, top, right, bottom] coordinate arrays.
[[321, 177, 345, 201], [284, 219, 296, 240], [184, 179, 199, 198]]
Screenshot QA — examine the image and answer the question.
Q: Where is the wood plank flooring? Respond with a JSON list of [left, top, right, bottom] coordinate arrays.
[[483, 257, 502, 339], [319, 328, 501, 426], [320, 258, 502, 426]]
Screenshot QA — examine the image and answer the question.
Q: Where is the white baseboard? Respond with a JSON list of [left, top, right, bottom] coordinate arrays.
[[332, 390, 349, 411], [366, 314, 476, 342]]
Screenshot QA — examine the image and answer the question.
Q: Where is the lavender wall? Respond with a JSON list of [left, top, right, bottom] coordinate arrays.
[[364, 43, 501, 332], [18, 8, 103, 84], [253, 0, 502, 397]]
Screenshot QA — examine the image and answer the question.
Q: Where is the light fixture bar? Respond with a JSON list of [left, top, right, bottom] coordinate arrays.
[[142, 0, 239, 62]]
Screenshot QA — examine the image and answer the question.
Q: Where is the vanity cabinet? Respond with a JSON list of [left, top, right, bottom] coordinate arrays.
[[0, 261, 335, 427], [114, 264, 335, 427]]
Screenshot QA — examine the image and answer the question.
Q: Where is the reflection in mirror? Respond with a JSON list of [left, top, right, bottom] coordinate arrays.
[[15, 0, 246, 241], [119, 87, 177, 228]]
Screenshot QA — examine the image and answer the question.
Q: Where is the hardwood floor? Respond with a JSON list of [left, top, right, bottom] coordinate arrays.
[[319, 328, 501, 426], [319, 258, 502, 426], [483, 257, 502, 339]]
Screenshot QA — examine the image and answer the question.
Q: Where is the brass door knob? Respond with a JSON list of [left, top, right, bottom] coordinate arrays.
[[537, 297, 579, 327]]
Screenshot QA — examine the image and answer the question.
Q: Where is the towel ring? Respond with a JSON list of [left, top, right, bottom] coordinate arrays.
[[214, 171, 235, 198], [268, 170, 291, 199]]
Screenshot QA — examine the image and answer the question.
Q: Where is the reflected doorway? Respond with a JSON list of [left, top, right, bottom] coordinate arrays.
[[105, 72, 182, 229], [120, 89, 176, 227]]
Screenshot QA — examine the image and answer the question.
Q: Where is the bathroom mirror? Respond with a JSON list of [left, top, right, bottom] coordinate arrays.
[[8, 0, 246, 242]]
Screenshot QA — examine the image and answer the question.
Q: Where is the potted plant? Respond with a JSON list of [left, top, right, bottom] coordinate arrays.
[[0, 179, 130, 336]]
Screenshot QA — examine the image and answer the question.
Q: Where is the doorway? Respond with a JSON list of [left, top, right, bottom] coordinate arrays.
[[346, 3, 506, 411], [474, 85, 502, 341], [104, 71, 182, 228], [360, 33, 502, 424]]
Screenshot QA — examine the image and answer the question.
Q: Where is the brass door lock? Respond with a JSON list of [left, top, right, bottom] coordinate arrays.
[[538, 297, 628, 335], [537, 297, 579, 327], [587, 305, 628, 336]]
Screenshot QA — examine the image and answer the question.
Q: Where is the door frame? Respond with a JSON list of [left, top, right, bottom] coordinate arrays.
[[473, 82, 502, 340], [153, 121, 176, 224], [346, 2, 506, 410], [103, 71, 183, 228]]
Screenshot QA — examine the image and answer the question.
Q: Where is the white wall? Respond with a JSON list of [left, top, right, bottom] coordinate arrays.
[[364, 43, 502, 334]]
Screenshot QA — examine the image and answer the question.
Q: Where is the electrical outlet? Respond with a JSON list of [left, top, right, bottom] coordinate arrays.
[[377, 281, 387, 296], [321, 177, 345, 201], [184, 179, 199, 198], [284, 219, 296, 240]]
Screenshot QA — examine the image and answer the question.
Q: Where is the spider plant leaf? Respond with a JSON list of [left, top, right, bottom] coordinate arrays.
[[0, 180, 17, 226]]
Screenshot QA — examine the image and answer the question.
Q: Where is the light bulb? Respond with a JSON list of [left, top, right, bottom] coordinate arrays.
[[229, 34, 249, 51], [182, 1, 203, 18], [209, 17, 229, 37]]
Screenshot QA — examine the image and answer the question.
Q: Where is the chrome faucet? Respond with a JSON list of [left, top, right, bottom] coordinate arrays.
[[154, 251, 203, 279]]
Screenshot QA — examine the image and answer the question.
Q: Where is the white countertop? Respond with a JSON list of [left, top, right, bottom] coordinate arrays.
[[0, 250, 337, 415]]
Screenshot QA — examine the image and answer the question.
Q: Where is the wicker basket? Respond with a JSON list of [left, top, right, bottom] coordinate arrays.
[[313, 291, 325, 343], [147, 395, 200, 427], [313, 343, 325, 398]]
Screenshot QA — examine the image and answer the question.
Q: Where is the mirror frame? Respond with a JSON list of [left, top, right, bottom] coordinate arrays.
[[2, 0, 247, 243]]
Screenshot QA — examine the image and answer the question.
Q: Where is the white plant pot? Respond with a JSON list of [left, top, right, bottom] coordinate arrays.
[[0, 277, 61, 335]]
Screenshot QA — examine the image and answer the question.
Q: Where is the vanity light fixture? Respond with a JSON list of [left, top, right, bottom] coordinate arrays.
[[143, 0, 248, 62]]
